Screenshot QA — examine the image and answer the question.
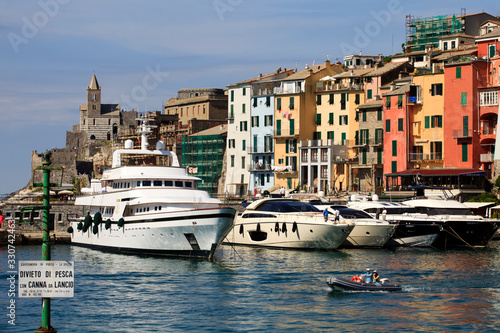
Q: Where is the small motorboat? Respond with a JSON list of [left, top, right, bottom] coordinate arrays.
[[326, 276, 401, 292]]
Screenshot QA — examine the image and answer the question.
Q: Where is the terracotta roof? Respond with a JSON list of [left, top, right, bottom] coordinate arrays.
[[433, 47, 477, 61], [438, 33, 475, 40], [189, 124, 227, 137], [382, 84, 410, 96], [227, 70, 291, 87], [356, 100, 383, 110], [476, 28, 500, 40], [365, 62, 408, 77]]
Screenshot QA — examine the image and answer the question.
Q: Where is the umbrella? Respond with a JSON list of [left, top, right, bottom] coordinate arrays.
[[58, 190, 73, 195]]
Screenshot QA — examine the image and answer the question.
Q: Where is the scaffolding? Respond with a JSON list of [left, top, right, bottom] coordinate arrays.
[[405, 12, 465, 52], [182, 135, 225, 195]]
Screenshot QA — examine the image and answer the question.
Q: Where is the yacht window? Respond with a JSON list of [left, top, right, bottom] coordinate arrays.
[[137, 181, 141, 187], [165, 180, 173, 186], [158, 206, 162, 210], [147, 207, 150, 212], [120, 183, 123, 188], [185, 182, 193, 188], [155, 206, 158, 211], [153, 180, 163, 187], [143, 180, 152, 186], [175, 181, 183, 187]]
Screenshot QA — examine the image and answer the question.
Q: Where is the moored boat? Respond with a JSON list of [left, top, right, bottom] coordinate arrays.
[[224, 198, 354, 250], [69, 118, 236, 260]]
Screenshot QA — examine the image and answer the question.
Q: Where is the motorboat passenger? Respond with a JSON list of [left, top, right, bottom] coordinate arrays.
[[364, 268, 373, 283], [373, 270, 380, 283]]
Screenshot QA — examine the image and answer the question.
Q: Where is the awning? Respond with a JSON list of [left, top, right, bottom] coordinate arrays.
[[462, 202, 496, 209], [385, 168, 485, 177]]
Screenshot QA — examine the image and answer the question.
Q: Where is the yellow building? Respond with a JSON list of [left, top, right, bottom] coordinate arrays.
[[273, 60, 344, 191], [409, 73, 445, 170]]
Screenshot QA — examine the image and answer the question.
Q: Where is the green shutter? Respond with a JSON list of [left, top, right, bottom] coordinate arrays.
[[242, 103, 246, 113], [386, 119, 391, 132], [462, 142, 468, 162], [316, 114, 321, 125], [490, 45, 496, 59], [242, 88, 246, 96], [289, 97, 294, 109], [253, 136, 257, 153], [341, 132, 346, 145], [230, 90, 234, 102], [377, 148, 382, 164], [463, 116, 468, 136], [329, 94, 334, 104], [386, 95, 391, 108], [242, 140, 246, 151], [294, 140, 297, 152], [438, 115, 442, 128], [456, 67, 461, 79], [329, 112, 334, 124], [425, 116, 430, 128], [391, 161, 397, 173], [367, 89, 372, 99], [398, 118, 403, 131], [374, 128, 378, 143], [377, 110, 382, 121], [277, 119, 281, 136], [277, 98, 281, 110], [392, 140, 397, 156], [316, 95, 321, 105], [355, 94, 360, 105], [461, 92, 467, 106], [256, 116, 259, 127], [285, 140, 289, 153], [290, 119, 294, 135]]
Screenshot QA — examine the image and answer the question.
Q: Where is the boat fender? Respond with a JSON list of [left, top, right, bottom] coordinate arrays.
[[118, 218, 125, 228], [94, 211, 102, 226], [92, 224, 99, 235], [282, 223, 287, 233], [77, 222, 83, 231], [292, 222, 297, 233], [239, 224, 244, 234], [82, 214, 92, 232], [105, 219, 112, 230], [256, 223, 261, 232], [67, 226, 74, 234], [275, 222, 279, 232]]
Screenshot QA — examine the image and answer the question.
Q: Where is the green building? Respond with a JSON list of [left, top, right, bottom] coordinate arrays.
[[182, 124, 227, 195]]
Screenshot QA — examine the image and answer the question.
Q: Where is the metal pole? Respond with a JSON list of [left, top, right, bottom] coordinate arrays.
[[35, 151, 56, 333]]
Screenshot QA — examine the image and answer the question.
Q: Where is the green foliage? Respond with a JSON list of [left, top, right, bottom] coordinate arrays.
[[467, 192, 498, 204], [494, 176, 500, 188]]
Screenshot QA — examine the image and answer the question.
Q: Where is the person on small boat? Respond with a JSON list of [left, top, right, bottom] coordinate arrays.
[[351, 275, 362, 282], [364, 268, 373, 283], [373, 270, 380, 283]]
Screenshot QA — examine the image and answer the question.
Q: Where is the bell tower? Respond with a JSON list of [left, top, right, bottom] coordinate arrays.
[[87, 74, 101, 116]]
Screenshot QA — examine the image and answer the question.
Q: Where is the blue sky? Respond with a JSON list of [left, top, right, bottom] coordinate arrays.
[[1, 0, 499, 194]]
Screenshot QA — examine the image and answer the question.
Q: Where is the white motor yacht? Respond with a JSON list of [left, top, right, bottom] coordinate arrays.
[[69, 118, 236, 259], [224, 198, 354, 250]]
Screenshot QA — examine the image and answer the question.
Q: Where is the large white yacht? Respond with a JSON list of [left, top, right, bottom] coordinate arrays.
[[70, 119, 236, 259], [224, 198, 354, 250]]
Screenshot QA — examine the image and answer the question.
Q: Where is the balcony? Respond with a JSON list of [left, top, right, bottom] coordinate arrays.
[[274, 129, 299, 138], [452, 129, 473, 139], [249, 146, 274, 154], [480, 153, 494, 162], [316, 83, 364, 92], [408, 153, 443, 161], [352, 137, 384, 147], [248, 163, 272, 172]]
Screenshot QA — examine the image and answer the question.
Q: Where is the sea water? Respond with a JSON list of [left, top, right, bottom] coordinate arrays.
[[1, 242, 499, 332]]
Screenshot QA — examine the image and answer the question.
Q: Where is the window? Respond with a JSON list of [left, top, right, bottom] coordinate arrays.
[[165, 180, 173, 186], [456, 67, 461, 79], [340, 93, 346, 110], [461, 92, 467, 106], [480, 91, 498, 106], [377, 110, 382, 121], [316, 114, 321, 125], [290, 119, 295, 135], [339, 115, 348, 125], [425, 116, 430, 129], [316, 95, 321, 105], [462, 142, 468, 162], [397, 94, 403, 108], [229, 105, 234, 119], [251, 116, 259, 127], [277, 97, 281, 110], [431, 115, 442, 128], [242, 156, 245, 169], [242, 140, 246, 151], [242, 104, 246, 113], [431, 83, 443, 96], [391, 161, 397, 173], [230, 90, 234, 102], [327, 131, 334, 140], [385, 119, 391, 132], [367, 89, 372, 99], [289, 97, 294, 110], [243, 88, 246, 96], [230, 155, 234, 167], [329, 94, 334, 105], [398, 118, 403, 131], [313, 132, 321, 140], [489, 44, 496, 59], [362, 111, 367, 122], [463, 116, 469, 137], [264, 115, 273, 126], [443, 41, 448, 51], [392, 140, 397, 156], [153, 180, 162, 186], [265, 96, 271, 107], [253, 98, 258, 108], [276, 119, 281, 135], [385, 95, 391, 109], [451, 41, 456, 49], [328, 113, 334, 125], [341, 132, 346, 145]]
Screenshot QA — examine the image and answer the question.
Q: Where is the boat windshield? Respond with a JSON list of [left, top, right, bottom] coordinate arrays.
[[413, 207, 474, 216], [338, 208, 373, 219], [257, 201, 321, 213]]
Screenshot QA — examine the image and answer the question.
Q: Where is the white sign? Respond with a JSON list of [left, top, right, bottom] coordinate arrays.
[[18, 261, 74, 298]]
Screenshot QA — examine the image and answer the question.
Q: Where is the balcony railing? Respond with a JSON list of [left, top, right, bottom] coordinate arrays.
[[249, 146, 274, 154], [452, 129, 473, 138], [274, 129, 299, 137], [408, 153, 443, 161], [248, 163, 273, 171], [480, 153, 494, 162]]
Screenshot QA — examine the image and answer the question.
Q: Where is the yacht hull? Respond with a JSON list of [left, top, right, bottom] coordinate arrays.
[[71, 208, 236, 259], [341, 222, 396, 248], [225, 218, 354, 250]]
